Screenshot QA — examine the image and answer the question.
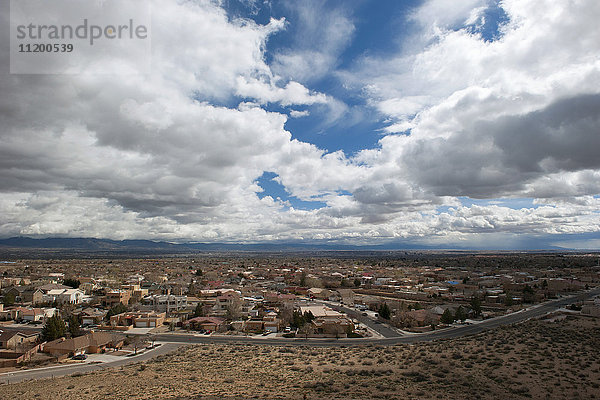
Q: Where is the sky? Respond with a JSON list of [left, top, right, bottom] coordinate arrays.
[[0, 0, 599, 249]]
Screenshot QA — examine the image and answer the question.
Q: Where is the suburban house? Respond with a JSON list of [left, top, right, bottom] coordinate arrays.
[[21, 307, 48, 322], [212, 291, 242, 317], [263, 311, 280, 333], [44, 288, 85, 304], [0, 306, 56, 322], [142, 294, 188, 314], [43, 331, 124, 357], [299, 305, 355, 337], [78, 308, 107, 325], [0, 328, 41, 367], [109, 311, 166, 328], [0, 329, 39, 350], [184, 316, 226, 332], [121, 284, 148, 303], [4, 286, 44, 305], [307, 288, 333, 300], [103, 289, 132, 307]]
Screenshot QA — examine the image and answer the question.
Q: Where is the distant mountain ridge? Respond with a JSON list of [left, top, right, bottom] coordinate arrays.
[[0, 236, 573, 252], [0, 237, 183, 250], [0, 236, 428, 252]]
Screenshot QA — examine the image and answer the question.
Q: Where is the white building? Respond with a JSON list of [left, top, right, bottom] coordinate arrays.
[[44, 289, 85, 304]]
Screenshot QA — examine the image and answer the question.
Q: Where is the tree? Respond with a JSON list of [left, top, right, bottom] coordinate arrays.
[[105, 303, 128, 321], [63, 278, 80, 289], [522, 284, 535, 304], [195, 269, 203, 277], [455, 306, 467, 322], [470, 296, 482, 317], [2, 292, 15, 306], [188, 279, 197, 296], [291, 310, 305, 329], [298, 323, 311, 339], [68, 314, 82, 337], [127, 335, 146, 355], [42, 314, 67, 341], [303, 311, 315, 323], [193, 303, 205, 318], [440, 308, 454, 324], [353, 278, 361, 287], [378, 303, 391, 320], [299, 271, 307, 287]]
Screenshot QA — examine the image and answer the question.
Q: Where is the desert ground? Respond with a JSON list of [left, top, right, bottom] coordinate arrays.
[[2, 315, 599, 399]]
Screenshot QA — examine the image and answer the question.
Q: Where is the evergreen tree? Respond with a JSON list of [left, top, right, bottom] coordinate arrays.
[[455, 306, 467, 322], [2, 292, 15, 306], [378, 303, 391, 320], [193, 303, 205, 318], [68, 314, 81, 337], [105, 303, 128, 321], [469, 296, 482, 317], [291, 310, 305, 329], [303, 310, 315, 323], [63, 278, 80, 289], [299, 271, 307, 287], [522, 284, 535, 303], [440, 308, 454, 324], [42, 314, 67, 341]]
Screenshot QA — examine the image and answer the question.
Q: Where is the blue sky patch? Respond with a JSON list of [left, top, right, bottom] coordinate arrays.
[[256, 171, 327, 210]]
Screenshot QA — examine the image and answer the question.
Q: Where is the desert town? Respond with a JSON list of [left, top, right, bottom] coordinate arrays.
[[0, 252, 599, 372]]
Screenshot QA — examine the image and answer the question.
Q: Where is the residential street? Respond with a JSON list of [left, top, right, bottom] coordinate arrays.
[[3, 287, 598, 384]]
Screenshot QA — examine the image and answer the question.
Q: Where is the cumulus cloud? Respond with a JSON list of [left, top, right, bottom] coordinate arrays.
[[0, 0, 599, 246]]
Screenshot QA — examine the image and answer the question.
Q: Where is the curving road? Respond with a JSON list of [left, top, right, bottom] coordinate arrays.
[[154, 287, 600, 346], [2, 287, 598, 384], [0, 342, 181, 385]]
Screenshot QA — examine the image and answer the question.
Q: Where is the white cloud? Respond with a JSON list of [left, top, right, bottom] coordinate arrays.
[[0, 0, 599, 246], [271, 0, 355, 83], [289, 110, 310, 118]]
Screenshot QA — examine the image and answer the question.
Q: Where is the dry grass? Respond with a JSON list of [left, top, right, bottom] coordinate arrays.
[[2, 315, 600, 399]]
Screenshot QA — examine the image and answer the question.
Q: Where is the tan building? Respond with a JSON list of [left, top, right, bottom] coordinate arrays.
[[43, 332, 124, 357], [299, 305, 354, 337], [110, 311, 166, 328], [184, 317, 226, 332], [4, 286, 44, 305], [103, 290, 132, 308], [0, 329, 39, 350]]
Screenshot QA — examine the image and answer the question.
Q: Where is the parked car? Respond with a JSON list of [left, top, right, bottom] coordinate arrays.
[[72, 354, 87, 360]]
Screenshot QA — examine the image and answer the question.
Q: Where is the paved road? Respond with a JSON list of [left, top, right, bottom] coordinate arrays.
[[155, 287, 600, 346], [0, 342, 180, 385], [315, 300, 400, 338], [3, 288, 598, 383]]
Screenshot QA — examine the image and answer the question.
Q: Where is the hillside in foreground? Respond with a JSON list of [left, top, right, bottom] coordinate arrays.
[[2, 315, 599, 399]]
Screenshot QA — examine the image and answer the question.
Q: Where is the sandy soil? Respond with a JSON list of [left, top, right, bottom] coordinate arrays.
[[1, 315, 599, 399]]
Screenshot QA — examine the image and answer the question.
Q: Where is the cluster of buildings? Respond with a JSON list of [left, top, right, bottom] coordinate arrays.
[[0, 254, 597, 366]]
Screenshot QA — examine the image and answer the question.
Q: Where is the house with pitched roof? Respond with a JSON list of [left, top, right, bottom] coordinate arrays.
[[43, 331, 124, 357]]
